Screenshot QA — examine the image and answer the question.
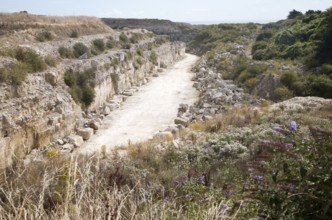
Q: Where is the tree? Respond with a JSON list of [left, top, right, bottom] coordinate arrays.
[[315, 7, 332, 65], [287, 10, 303, 19]]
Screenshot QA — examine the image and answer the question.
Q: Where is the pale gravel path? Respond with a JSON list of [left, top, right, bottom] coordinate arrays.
[[78, 53, 199, 154]]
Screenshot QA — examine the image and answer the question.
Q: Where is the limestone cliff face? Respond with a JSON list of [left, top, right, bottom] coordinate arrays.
[[0, 41, 185, 169]]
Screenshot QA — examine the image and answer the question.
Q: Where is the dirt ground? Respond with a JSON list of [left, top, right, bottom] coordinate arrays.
[[78, 53, 199, 154]]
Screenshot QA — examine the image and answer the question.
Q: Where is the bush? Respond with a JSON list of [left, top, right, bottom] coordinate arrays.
[[15, 48, 47, 73], [73, 43, 89, 58], [275, 31, 296, 45], [243, 77, 257, 91], [256, 31, 273, 41], [121, 43, 131, 49], [119, 33, 129, 43], [35, 31, 53, 42], [0, 66, 25, 85], [136, 48, 144, 57], [310, 74, 332, 98], [149, 51, 158, 65], [82, 86, 95, 106], [321, 64, 332, 75], [106, 40, 119, 49], [130, 33, 143, 44], [92, 39, 105, 52], [64, 68, 96, 106], [44, 55, 59, 67], [70, 30, 79, 38], [155, 37, 168, 45], [58, 47, 74, 58], [287, 9, 303, 19], [274, 87, 293, 100], [280, 71, 298, 88]]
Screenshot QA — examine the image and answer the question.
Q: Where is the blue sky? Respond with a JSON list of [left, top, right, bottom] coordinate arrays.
[[0, 0, 331, 23]]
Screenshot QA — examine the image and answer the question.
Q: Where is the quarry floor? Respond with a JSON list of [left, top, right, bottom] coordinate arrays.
[[78, 53, 199, 154]]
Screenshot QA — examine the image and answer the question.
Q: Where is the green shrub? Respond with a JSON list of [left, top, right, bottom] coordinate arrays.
[[136, 58, 143, 66], [136, 48, 144, 57], [58, 47, 74, 58], [82, 86, 95, 106], [125, 52, 133, 61], [130, 33, 143, 44], [92, 39, 105, 52], [275, 31, 296, 45], [309, 74, 332, 98], [35, 31, 53, 42], [119, 33, 129, 43], [121, 43, 131, 49], [274, 87, 293, 100], [321, 64, 332, 75], [280, 71, 298, 88], [64, 68, 96, 106], [155, 37, 168, 45], [73, 43, 89, 58], [110, 58, 119, 69], [149, 51, 158, 65], [0, 48, 48, 85], [243, 77, 257, 91], [44, 55, 59, 67], [0, 66, 25, 85], [256, 31, 273, 41], [15, 48, 47, 73], [64, 69, 76, 87], [106, 40, 119, 49], [231, 57, 248, 79], [70, 30, 79, 38]]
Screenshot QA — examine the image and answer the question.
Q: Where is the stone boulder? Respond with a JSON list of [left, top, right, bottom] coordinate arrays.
[[77, 128, 94, 140], [153, 131, 173, 141], [67, 134, 84, 147], [89, 120, 101, 130], [174, 117, 189, 127], [61, 144, 75, 153], [45, 72, 58, 86]]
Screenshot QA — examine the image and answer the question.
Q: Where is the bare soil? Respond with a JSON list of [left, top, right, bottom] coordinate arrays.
[[78, 53, 199, 154]]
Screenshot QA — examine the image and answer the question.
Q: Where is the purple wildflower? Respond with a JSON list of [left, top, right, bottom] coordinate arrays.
[[256, 217, 264, 220], [285, 143, 293, 148], [248, 168, 255, 172], [144, 193, 150, 199], [182, 176, 188, 180], [252, 175, 264, 181], [273, 127, 288, 135], [146, 181, 151, 188], [261, 140, 271, 145], [175, 180, 180, 186], [198, 175, 205, 181], [185, 194, 190, 199], [219, 210, 226, 217], [290, 120, 297, 132], [260, 160, 267, 165], [221, 203, 229, 209]]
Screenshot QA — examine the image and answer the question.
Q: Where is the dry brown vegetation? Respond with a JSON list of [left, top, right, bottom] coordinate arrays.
[[0, 13, 112, 46]]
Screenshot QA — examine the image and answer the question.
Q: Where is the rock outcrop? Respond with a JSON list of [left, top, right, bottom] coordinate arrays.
[[0, 33, 185, 169]]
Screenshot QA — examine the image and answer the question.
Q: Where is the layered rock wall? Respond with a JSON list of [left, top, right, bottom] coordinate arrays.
[[0, 41, 185, 169]]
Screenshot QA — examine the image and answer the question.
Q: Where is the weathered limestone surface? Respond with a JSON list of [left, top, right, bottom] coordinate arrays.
[[0, 39, 185, 169]]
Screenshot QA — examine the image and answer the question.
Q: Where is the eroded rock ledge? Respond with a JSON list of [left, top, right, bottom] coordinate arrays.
[[0, 37, 185, 169]]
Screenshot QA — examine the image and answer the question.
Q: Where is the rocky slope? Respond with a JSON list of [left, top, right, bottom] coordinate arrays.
[[0, 15, 185, 169], [102, 18, 199, 42]]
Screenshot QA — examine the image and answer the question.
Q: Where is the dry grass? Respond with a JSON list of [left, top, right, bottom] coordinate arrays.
[[0, 151, 233, 219], [0, 13, 112, 46], [202, 107, 261, 133]]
